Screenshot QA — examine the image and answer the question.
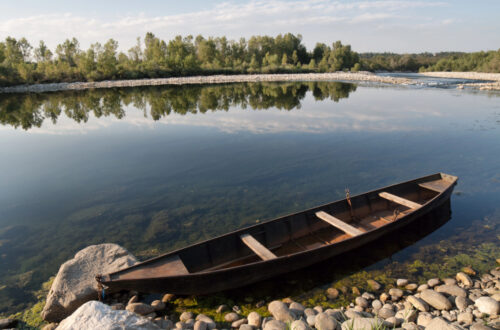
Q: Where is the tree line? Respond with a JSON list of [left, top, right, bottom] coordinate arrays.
[[0, 33, 499, 87]]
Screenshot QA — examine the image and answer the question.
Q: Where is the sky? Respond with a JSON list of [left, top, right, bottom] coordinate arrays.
[[0, 0, 499, 53]]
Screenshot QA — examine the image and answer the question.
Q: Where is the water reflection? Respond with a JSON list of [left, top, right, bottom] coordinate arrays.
[[0, 82, 356, 130]]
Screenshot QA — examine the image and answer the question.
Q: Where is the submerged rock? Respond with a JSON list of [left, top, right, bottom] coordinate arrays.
[[42, 243, 138, 323], [57, 300, 159, 330]]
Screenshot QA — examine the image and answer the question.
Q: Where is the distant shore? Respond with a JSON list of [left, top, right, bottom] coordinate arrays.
[[1, 72, 499, 94]]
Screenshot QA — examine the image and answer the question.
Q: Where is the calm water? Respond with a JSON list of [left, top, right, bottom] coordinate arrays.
[[0, 81, 499, 314]]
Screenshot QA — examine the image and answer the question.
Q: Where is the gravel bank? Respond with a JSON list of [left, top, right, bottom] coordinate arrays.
[[421, 72, 500, 91], [0, 72, 413, 94]]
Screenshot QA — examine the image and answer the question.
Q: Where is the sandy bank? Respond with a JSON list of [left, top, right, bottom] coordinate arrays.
[[421, 72, 500, 91], [0, 72, 413, 94]]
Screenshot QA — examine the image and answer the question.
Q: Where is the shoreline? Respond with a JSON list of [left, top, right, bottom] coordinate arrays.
[[1, 72, 500, 94]]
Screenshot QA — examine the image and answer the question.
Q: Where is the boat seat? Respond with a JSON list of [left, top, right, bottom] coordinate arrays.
[[378, 192, 421, 209], [240, 233, 277, 261], [418, 179, 448, 193], [315, 211, 363, 236]]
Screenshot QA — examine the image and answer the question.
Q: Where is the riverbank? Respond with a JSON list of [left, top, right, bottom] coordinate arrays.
[[1, 72, 500, 94]]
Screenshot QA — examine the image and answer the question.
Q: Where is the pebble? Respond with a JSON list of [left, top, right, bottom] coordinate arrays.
[[389, 288, 403, 298], [263, 319, 287, 330], [224, 312, 239, 323], [162, 293, 175, 302], [326, 287, 339, 299], [239, 325, 253, 330], [463, 266, 476, 276], [231, 318, 247, 328], [455, 296, 470, 311], [377, 308, 395, 319], [385, 316, 403, 327], [128, 295, 139, 305], [470, 323, 494, 330], [405, 283, 418, 291], [291, 319, 309, 330], [194, 320, 207, 330], [341, 317, 387, 330], [371, 299, 382, 310], [417, 284, 429, 292], [367, 279, 382, 291], [456, 272, 473, 287], [355, 297, 369, 308], [457, 311, 473, 325], [397, 309, 417, 323], [351, 287, 360, 296], [151, 300, 166, 311], [397, 279, 409, 287], [420, 289, 452, 310], [402, 322, 419, 330], [180, 312, 194, 322], [443, 278, 457, 285], [425, 316, 459, 330], [110, 303, 125, 310], [314, 312, 337, 330], [125, 302, 155, 315], [417, 312, 433, 327], [304, 308, 317, 318], [407, 295, 429, 312], [289, 302, 305, 316], [247, 311, 261, 327], [313, 306, 323, 313], [196, 315, 216, 330], [306, 315, 316, 327], [268, 300, 295, 322], [380, 292, 389, 303], [361, 292, 375, 300], [435, 284, 467, 297], [428, 278, 440, 287], [475, 296, 500, 315]]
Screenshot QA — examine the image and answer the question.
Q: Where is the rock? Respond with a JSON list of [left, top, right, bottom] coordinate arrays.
[[443, 278, 457, 285], [385, 316, 403, 327], [162, 293, 176, 303], [110, 303, 125, 310], [224, 312, 239, 323], [352, 287, 360, 295], [194, 320, 207, 330], [181, 312, 194, 322], [126, 302, 155, 315], [405, 283, 418, 291], [306, 315, 316, 327], [402, 322, 419, 330], [42, 323, 59, 330], [491, 268, 500, 277], [418, 284, 429, 292], [289, 302, 305, 316], [128, 295, 139, 305], [0, 318, 18, 329], [462, 266, 476, 276], [397, 279, 409, 287], [304, 308, 316, 318], [268, 300, 295, 322], [326, 287, 339, 299], [428, 278, 440, 287], [420, 289, 452, 310], [470, 323, 494, 330], [425, 316, 463, 330], [367, 279, 381, 291], [456, 272, 473, 287], [240, 325, 253, 330], [380, 292, 389, 303], [291, 319, 310, 330], [396, 309, 417, 323], [435, 284, 468, 297], [474, 296, 499, 315], [440, 310, 456, 322], [455, 296, 469, 311], [389, 288, 403, 298], [324, 309, 343, 321], [457, 311, 473, 325], [263, 319, 287, 330], [407, 295, 429, 312], [344, 310, 363, 319], [151, 300, 166, 311], [57, 301, 159, 330], [372, 299, 382, 310], [313, 306, 323, 313], [195, 315, 216, 330], [314, 312, 337, 330], [232, 318, 247, 328], [341, 318, 387, 330], [42, 244, 138, 323], [361, 292, 375, 300], [377, 307, 395, 319], [355, 297, 369, 308], [417, 312, 433, 327], [247, 311, 261, 327]]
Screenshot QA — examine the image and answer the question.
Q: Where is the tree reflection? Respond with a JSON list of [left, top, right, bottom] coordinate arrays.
[[0, 82, 356, 130]]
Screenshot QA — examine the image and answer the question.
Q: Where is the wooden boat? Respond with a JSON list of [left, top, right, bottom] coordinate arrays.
[[97, 172, 457, 294]]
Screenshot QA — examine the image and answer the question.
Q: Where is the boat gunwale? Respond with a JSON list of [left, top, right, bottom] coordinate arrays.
[[103, 172, 457, 281]]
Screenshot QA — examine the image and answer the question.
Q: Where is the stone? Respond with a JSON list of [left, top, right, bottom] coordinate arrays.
[[440, 310, 456, 322], [355, 297, 369, 308], [417, 313, 433, 327], [289, 302, 305, 316], [195, 315, 216, 330], [151, 300, 166, 311], [314, 312, 337, 330], [377, 307, 395, 319], [397, 279, 409, 287], [224, 312, 239, 323], [457, 312, 473, 325], [341, 318, 388, 330], [428, 278, 440, 287], [181, 312, 194, 322], [110, 303, 125, 310], [425, 316, 463, 330], [380, 292, 389, 303], [420, 289, 452, 310], [405, 283, 418, 291], [389, 288, 404, 298], [398, 309, 417, 323], [402, 322, 419, 330], [306, 315, 316, 327], [0, 318, 18, 329], [232, 318, 247, 328], [303, 308, 316, 318], [367, 279, 381, 291], [313, 306, 323, 313], [385, 316, 403, 327], [263, 319, 287, 330], [407, 295, 429, 312], [126, 302, 155, 315], [268, 300, 295, 322], [326, 287, 339, 299], [443, 278, 457, 285], [462, 266, 476, 276], [352, 287, 361, 296], [491, 268, 500, 277], [128, 295, 139, 305], [42, 244, 138, 323], [475, 296, 499, 315], [470, 323, 494, 330], [456, 272, 473, 287], [194, 321, 207, 330], [240, 325, 253, 330], [455, 296, 469, 311], [324, 309, 343, 321], [344, 310, 363, 319], [162, 293, 176, 303], [42, 323, 59, 330], [247, 311, 261, 327], [418, 284, 429, 292], [435, 284, 467, 297], [372, 299, 383, 310], [291, 319, 310, 330], [57, 301, 159, 330], [492, 293, 500, 301]]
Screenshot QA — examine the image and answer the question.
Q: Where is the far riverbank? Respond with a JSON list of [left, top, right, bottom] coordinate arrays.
[[1, 71, 499, 94]]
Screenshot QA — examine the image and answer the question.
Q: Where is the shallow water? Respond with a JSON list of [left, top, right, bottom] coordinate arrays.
[[0, 81, 499, 315]]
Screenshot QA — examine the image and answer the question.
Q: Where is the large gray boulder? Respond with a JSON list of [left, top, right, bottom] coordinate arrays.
[[56, 300, 160, 330], [42, 244, 138, 322]]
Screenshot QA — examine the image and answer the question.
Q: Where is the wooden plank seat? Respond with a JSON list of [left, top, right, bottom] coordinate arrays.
[[240, 233, 277, 261], [315, 211, 364, 236], [418, 179, 448, 193], [379, 192, 422, 209]]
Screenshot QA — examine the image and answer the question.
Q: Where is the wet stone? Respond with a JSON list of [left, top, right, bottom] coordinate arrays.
[[456, 272, 473, 287], [326, 287, 339, 300], [367, 279, 381, 291]]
